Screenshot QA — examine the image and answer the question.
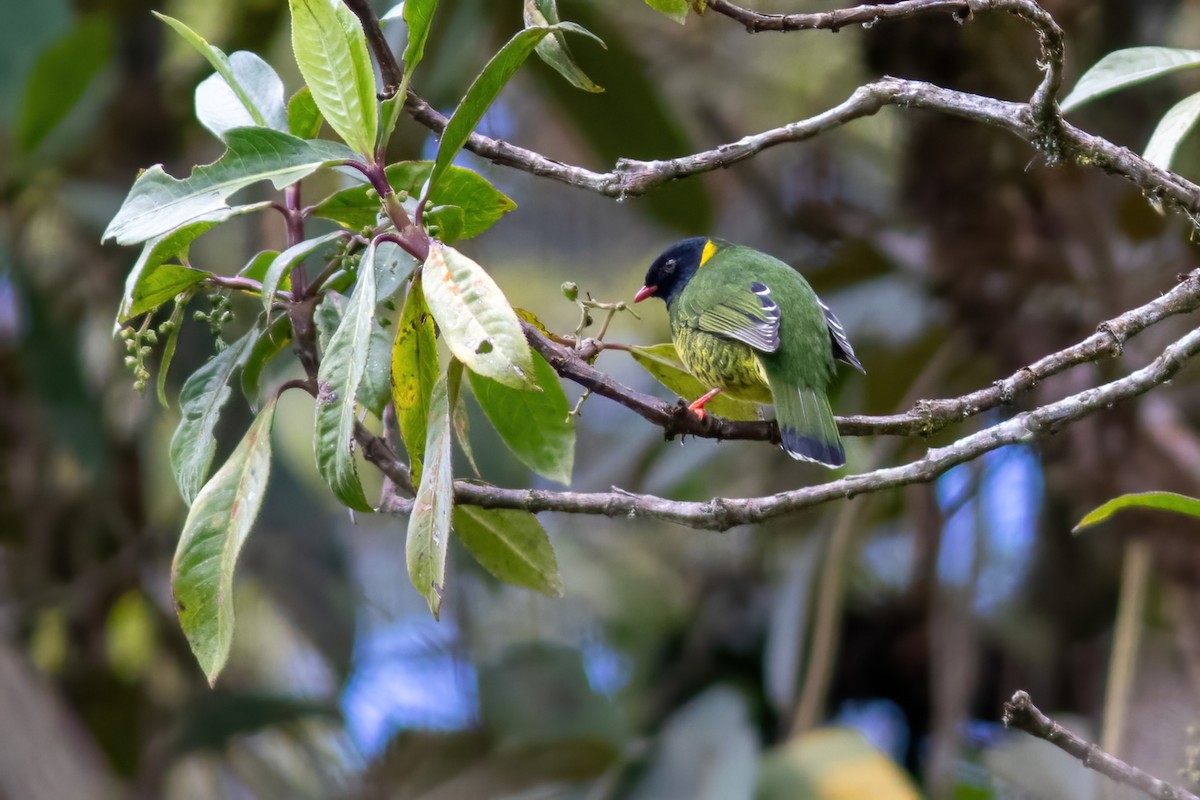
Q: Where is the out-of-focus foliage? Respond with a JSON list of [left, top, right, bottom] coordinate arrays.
[[6, 0, 1200, 798]]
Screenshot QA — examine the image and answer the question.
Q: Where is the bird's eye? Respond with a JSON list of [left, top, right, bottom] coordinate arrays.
[[664, 259, 677, 273]]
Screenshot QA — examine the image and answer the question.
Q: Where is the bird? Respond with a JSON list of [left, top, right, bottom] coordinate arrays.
[[634, 237, 864, 468]]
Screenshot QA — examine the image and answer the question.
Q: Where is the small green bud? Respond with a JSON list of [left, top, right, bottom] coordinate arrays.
[[133, 379, 146, 392], [561, 281, 579, 302], [194, 311, 208, 321], [145, 330, 158, 344], [124, 356, 137, 367], [119, 328, 135, 340]]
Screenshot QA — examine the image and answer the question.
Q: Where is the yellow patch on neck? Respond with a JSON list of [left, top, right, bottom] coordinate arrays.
[[699, 239, 718, 267]]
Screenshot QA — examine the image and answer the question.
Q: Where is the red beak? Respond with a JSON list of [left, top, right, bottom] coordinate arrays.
[[634, 284, 657, 303]]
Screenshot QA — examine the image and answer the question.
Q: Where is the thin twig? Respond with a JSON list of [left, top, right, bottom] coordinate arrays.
[[1003, 691, 1200, 800]]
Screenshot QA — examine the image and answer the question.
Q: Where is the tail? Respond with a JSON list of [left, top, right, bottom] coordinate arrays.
[[767, 375, 844, 468]]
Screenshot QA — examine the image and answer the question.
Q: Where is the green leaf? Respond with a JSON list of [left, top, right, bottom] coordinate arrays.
[[643, 0, 688, 24], [426, 24, 585, 200], [195, 50, 288, 138], [154, 13, 270, 128], [1061, 47, 1200, 113], [407, 370, 453, 618], [313, 161, 517, 241], [360, 318, 394, 419], [447, 359, 480, 476], [422, 241, 535, 389], [314, 241, 377, 513], [287, 87, 323, 139], [170, 331, 256, 505], [262, 230, 347, 315], [288, 0, 378, 157], [629, 343, 760, 421], [468, 352, 574, 485], [156, 293, 191, 408], [116, 220, 218, 323], [1144, 90, 1200, 170], [237, 250, 280, 283], [172, 397, 276, 685], [241, 315, 292, 411], [1074, 491, 1200, 532], [453, 506, 562, 596], [525, 0, 604, 93], [17, 15, 111, 153], [403, 0, 438, 76], [103, 127, 357, 245], [392, 277, 438, 486]]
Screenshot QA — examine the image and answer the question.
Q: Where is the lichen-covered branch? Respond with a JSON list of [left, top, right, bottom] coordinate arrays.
[[373, 324, 1200, 529], [522, 271, 1200, 444], [1003, 691, 1200, 800]]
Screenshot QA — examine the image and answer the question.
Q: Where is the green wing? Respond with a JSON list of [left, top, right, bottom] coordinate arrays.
[[692, 280, 781, 353]]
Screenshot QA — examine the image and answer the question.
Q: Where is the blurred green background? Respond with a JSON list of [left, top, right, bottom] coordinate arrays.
[[5, 0, 1200, 797]]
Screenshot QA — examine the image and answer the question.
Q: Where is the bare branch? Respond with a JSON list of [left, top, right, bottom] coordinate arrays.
[[704, 0, 1064, 123], [1003, 691, 1200, 800], [369, 324, 1200, 529]]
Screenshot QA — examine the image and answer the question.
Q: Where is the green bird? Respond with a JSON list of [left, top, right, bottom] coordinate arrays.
[[634, 237, 864, 468]]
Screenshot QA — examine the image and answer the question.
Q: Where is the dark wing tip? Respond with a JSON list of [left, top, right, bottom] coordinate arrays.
[[779, 426, 845, 468]]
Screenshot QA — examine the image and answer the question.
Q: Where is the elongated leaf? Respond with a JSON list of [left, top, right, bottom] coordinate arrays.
[[104, 127, 358, 245], [313, 161, 516, 241], [288, 0, 377, 157], [156, 293, 190, 408], [407, 371, 452, 618], [126, 262, 209, 322], [525, 0, 603, 93], [172, 397, 277, 685], [241, 315, 292, 411], [116, 220, 217, 323], [360, 319, 394, 418], [170, 332, 256, 505], [453, 506, 561, 596], [1062, 47, 1200, 113], [403, 0, 438, 75], [195, 50, 288, 138], [447, 359, 480, 476], [468, 352, 574, 485], [288, 87, 323, 139], [422, 241, 534, 389], [262, 231, 346, 314], [17, 15, 111, 152], [1144, 90, 1200, 170], [314, 241, 377, 512], [154, 13, 270, 127], [1074, 491, 1200, 532], [643, 0, 688, 24], [426, 24, 592, 200], [629, 343, 760, 421], [392, 277, 438, 485]]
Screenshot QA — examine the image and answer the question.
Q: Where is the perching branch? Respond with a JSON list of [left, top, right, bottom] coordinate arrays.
[[373, 323, 1200, 529], [1003, 691, 1200, 800], [522, 270, 1200, 444]]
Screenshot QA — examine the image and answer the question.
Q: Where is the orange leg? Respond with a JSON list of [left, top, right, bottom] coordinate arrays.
[[688, 387, 724, 421]]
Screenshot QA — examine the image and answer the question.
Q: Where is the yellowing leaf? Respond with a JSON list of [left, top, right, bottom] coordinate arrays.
[[629, 343, 760, 421], [422, 241, 534, 389]]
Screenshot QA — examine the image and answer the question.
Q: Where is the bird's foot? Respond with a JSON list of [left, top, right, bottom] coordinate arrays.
[[687, 387, 723, 422]]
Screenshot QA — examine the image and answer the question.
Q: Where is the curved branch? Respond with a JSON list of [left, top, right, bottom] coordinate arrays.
[[705, 0, 1064, 123], [371, 324, 1200, 529], [523, 271, 1200, 442], [1003, 691, 1200, 800]]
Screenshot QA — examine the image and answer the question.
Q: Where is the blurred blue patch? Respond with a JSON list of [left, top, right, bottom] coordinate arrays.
[[936, 445, 1043, 615], [341, 616, 478, 758], [832, 697, 910, 763], [581, 636, 633, 696]]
